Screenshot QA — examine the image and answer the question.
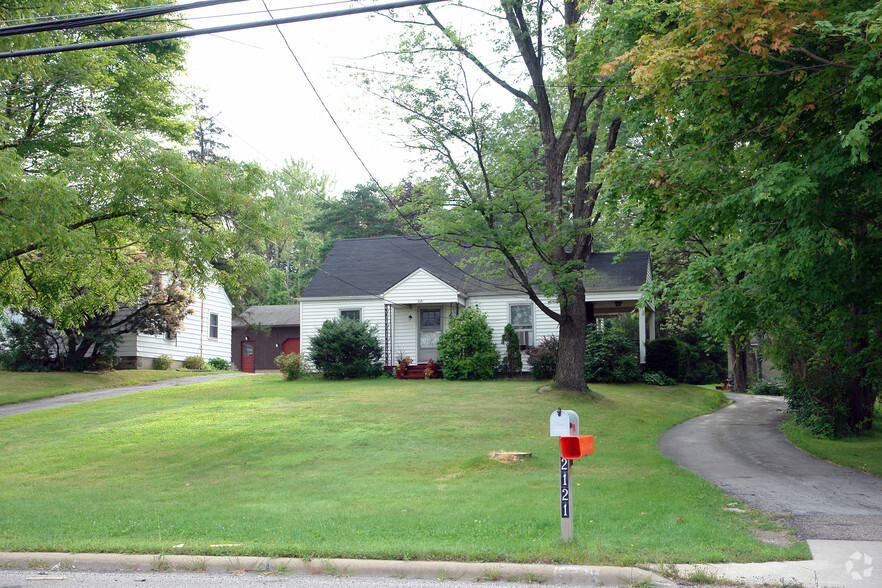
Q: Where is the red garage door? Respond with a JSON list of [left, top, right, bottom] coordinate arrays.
[[241, 341, 254, 373], [282, 338, 300, 354]]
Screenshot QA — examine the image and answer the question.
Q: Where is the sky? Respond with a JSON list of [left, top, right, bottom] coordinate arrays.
[[179, 0, 443, 195]]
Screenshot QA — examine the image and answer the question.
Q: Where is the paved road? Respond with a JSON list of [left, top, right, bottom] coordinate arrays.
[[659, 393, 882, 540], [0, 373, 254, 418]]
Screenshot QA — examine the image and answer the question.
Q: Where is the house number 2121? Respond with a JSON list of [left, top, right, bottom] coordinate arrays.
[[560, 457, 570, 518]]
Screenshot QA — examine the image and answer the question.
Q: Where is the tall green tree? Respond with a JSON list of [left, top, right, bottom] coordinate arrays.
[[371, 1, 639, 391], [607, 0, 882, 434]]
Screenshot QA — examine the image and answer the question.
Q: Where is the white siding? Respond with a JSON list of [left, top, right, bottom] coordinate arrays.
[[392, 306, 416, 362], [126, 283, 232, 364], [385, 269, 463, 305], [300, 297, 386, 370]]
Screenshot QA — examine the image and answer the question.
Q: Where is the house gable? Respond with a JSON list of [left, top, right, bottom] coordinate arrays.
[[384, 268, 465, 306]]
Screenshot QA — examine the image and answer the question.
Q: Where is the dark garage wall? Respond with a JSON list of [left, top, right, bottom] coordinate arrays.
[[232, 325, 300, 371]]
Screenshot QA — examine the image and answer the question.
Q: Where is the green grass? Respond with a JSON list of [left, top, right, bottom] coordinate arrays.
[[0, 377, 809, 565], [0, 370, 222, 406], [781, 406, 882, 477]]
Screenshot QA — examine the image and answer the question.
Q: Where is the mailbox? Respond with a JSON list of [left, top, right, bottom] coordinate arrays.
[[549, 408, 579, 437], [559, 435, 594, 460]]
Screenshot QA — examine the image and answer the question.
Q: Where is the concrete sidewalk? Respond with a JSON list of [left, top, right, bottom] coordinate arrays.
[[0, 372, 255, 417], [0, 542, 878, 587]]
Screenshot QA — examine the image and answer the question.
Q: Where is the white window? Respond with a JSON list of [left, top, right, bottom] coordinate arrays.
[[209, 313, 219, 339], [340, 308, 361, 322], [510, 303, 533, 348]]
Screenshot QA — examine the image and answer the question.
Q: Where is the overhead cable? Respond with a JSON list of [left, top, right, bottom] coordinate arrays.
[[0, 0, 447, 59], [0, 0, 248, 37]]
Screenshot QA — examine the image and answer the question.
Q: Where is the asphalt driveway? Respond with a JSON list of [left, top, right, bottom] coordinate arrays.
[[659, 393, 882, 541]]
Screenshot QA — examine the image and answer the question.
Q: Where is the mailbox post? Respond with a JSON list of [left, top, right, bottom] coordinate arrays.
[[549, 408, 594, 541]]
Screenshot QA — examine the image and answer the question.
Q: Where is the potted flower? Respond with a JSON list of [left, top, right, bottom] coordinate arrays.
[[424, 358, 437, 379], [396, 356, 413, 379]]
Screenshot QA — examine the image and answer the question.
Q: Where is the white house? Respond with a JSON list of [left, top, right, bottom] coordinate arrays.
[[299, 236, 655, 371], [116, 282, 233, 369]]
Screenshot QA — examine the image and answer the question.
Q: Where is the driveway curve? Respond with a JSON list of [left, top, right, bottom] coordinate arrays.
[[0, 373, 254, 418], [659, 393, 882, 541]]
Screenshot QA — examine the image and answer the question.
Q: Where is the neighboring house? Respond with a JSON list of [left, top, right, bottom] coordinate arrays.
[[232, 304, 300, 373], [299, 236, 655, 372], [116, 283, 233, 369]]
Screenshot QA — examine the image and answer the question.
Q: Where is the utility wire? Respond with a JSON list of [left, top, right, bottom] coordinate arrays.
[[0, 0, 447, 59], [0, 0, 247, 37]]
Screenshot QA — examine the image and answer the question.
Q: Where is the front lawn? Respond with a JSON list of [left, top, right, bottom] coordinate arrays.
[[0, 377, 809, 565], [0, 370, 223, 406]]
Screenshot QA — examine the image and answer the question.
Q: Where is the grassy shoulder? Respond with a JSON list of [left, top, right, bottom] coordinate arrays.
[[0, 377, 809, 565], [0, 370, 226, 406], [781, 406, 882, 477]]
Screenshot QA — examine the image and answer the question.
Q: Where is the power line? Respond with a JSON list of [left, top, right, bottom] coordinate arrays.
[[0, 0, 447, 59], [0, 0, 247, 37]]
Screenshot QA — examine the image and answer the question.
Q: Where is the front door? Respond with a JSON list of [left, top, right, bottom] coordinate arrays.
[[241, 341, 254, 373], [418, 308, 442, 363]]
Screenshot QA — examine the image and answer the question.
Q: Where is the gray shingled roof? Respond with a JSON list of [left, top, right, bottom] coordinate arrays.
[[301, 237, 650, 299], [233, 304, 300, 327]]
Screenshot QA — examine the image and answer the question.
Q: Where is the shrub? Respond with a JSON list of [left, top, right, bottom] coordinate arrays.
[[207, 357, 230, 370], [274, 352, 303, 380], [643, 371, 677, 386], [500, 323, 522, 378], [527, 335, 558, 380], [182, 355, 206, 370], [309, 318, 383, 380], [645, 338, 688, 382], [748, 378, 785, 396], [584, 324, 641, 383], [437, 307, 500, 381], [152, 354, 173, 370]]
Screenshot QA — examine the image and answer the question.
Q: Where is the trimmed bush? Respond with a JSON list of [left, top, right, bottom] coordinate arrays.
[[182, 355, 206, 370], [643, 371, 677, 386], [749, 378, 785, 396], [437, 307, 500, 381], [500, 323, 522, 378], [584, 324, 641, 383], [152, 354, 173, 371], [274, 352, 303, 381], [527, 335, 557, 380], [207, 357, 230, 370], [645, 338, 687, 382], [309, 318, 383, 380]]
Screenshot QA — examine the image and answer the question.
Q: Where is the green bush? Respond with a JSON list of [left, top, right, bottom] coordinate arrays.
[[309, 318, 383, 380], [749, 378, 785, 396], [645, 338, 688, 382], [437, 307, 500, 381], [527, 335, 557, 380], [643, 371, 677, 386], [207, 357, 230, 370], [152, 354, 173, 371], [274, 352, 303, 380], [182, 355, 206, 370], [585, 324, 641, 383], [500, 323, 522, 377]]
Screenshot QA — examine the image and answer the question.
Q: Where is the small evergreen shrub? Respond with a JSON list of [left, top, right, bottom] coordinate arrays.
[[527, 335, 558, 380], [309, 318, 383, 380], [274, 352, 303, 380], [182, 355, 206, 370], [501, 323, 522, 378], [152, 354, 173, 370], [645, 338, 687, 381], [643, 371, 677, 386], [437, 307, 500, 381], [207, 357, 230, 370], [749, 378, 785, 396], [584, 324, 640, 383]]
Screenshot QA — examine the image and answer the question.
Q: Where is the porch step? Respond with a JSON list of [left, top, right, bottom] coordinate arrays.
[[389, 363, 444, 380]]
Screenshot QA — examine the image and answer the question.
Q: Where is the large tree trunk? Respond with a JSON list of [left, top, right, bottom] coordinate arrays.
[[555, 282, 587, 392], [727, 337, 749, 394]]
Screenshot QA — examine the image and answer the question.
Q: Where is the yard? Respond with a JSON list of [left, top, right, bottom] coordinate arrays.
[[0, 376, 809, 565], [0, 370, 217, 406]]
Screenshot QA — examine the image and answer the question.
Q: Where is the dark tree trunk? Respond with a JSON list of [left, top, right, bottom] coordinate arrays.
[[728, 337, 749, 394], [555, 282, 587, 392]]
